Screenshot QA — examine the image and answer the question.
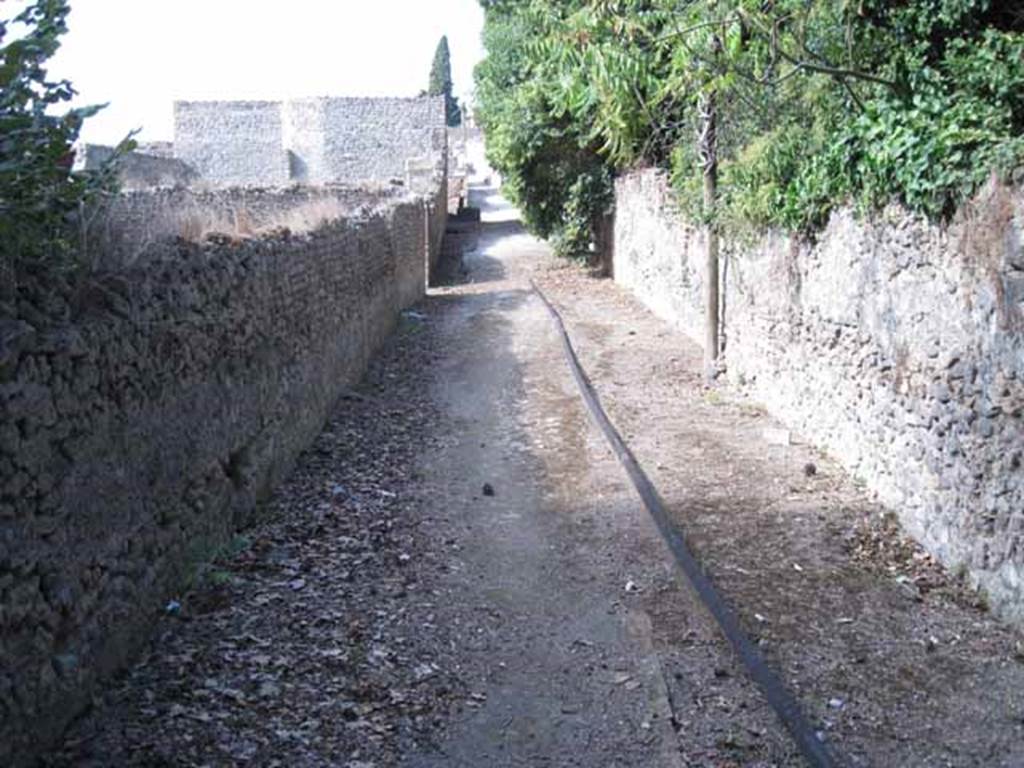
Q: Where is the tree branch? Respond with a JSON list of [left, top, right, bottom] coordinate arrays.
[[736, 8, 897, 89]]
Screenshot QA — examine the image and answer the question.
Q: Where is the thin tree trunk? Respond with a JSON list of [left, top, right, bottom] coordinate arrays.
[[698, 87, 720, 379], [591, 212, 615, 278]]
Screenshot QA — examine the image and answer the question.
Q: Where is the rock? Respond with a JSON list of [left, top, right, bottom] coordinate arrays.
[[948, 360, 969, 380], [929, 383, 952, 404], [0, 422, 20, 456], [52, 653, 78, 679], [37, 327, 87, 358], [258, 681, 282, 699], [0, 319, 36, 379], [803, 462, 818, 477]]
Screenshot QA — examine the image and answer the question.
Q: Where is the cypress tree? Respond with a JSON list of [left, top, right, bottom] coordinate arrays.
[[428, 35, 462, 126]]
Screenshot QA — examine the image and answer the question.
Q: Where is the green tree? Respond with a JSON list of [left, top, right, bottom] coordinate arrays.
[[428, 35, 462, 127], [0, 0, 132, 299], [474, 1, 613, 264], [478, 0, 1024, 235], [475, 0, 1024, 369]]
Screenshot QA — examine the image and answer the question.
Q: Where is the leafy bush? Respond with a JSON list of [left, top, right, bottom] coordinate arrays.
[[478, 0, 1024, 241], [664, 0, 1024, 231], [0, 0, 131, 295], [475, 2, 612, 259], [551, 165, 613, 259]]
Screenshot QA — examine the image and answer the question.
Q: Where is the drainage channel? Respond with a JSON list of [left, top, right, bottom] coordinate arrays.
[[532, 280, 844, 768]]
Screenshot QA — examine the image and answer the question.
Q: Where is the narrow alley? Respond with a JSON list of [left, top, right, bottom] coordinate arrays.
[[49, 188, 1024, 768]]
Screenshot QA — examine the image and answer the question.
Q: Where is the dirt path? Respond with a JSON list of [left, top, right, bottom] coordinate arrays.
[[49, 188, 1024, 767], [528, 261, 1024, 767], [396, 194, 689, 767], [403, 187, 1024, 767]]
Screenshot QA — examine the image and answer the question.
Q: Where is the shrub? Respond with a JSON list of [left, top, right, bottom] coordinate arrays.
[[0, 0, 132, 296]]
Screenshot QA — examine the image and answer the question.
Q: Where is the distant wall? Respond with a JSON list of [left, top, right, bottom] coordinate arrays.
[[614, 168, 1024, 623], [77, 144, 199, 190], [288, 96, 446, 184], [427, 171, 448, 285], [174, 96, 446, 188], [282, 99, 328, 183], [135, 141, 174, 159], [0, 176, 447, 766], [86, 184, 409, 270], [174, 101, 290, 186]]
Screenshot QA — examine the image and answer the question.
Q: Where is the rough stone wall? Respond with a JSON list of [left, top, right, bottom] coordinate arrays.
[[0, 181, 445, 765], [427, 172, 449, 285], [134, 141, 175, 159], [289, 96, 446, 184], [612, 171, 707, 335], [77, 144, 199, 190], [85, 184, 410, 270], [282, 99, 328, 183], [174, 101, 290, 187], [613, 169, 1024, 622], [175, 96, 446, 187], [449, 173, 467, 214]]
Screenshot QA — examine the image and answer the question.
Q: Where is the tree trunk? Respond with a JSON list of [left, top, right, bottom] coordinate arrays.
[[698, 87, 720, 379], [591, 212, 615, 278]]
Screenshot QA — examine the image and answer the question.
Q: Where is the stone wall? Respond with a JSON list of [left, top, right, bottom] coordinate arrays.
[[613, 168, 1024, 622], [135, 141, 175, 159], [85, 184, 412, 270], [76, 144, 199, 190], [174, 101, 291, 187], [174, 96, 446, 187], [0, 178, 447, 765], [286, 97, 446, 184], [427, 175, 449, 285], [449, 126, 494, 185]]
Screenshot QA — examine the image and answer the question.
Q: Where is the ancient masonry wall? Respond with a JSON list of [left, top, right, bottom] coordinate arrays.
[[613, 168, 1024, 622], [0, 177, 447, 765], [175, 96, 446, 187], [173, 100, 291, 187], [285, 96, 447, 184], [76, 144, 199, 190], [86, 184, 409, 270]]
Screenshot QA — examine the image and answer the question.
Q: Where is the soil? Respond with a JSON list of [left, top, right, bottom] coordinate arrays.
[[45, 187, 1024, 767]]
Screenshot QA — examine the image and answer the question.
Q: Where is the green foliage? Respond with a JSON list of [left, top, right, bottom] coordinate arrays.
[[0, 0, 132, 292], [475, 2, 609, 258], [477, 0, 1024, 243], [428, 35, 462, 127], [715, 5, 1024, 229], [551, 165, 613, 259], [475, 1, 621, 260], [428, 35, 452, 96]]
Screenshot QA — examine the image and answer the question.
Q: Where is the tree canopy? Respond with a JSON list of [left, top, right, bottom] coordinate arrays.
[[474, 0, 1024, 253]]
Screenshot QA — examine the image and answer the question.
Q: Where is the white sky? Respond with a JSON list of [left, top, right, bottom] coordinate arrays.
[[22, 0, 486, 144]]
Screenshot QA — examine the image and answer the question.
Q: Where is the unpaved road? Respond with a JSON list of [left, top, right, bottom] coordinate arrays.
[[49, 188, 1024, 767]]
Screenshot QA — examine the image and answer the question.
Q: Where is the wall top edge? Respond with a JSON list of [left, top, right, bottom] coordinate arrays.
[[175, 96, 444, 109]]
